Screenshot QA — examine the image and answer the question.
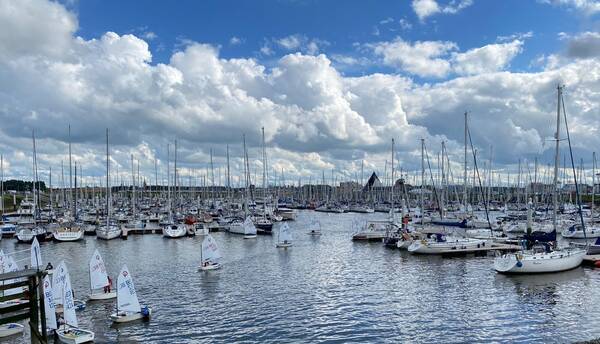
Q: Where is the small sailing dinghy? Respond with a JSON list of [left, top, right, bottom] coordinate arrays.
[[88, 249, 116, 300], [110, 265, 152, 323], [276, 223, 293, 248], [243, 217, 257, 239], [56, 271, 94, 344], [307, 220, 322, 236], [199, 234, 222, 270]]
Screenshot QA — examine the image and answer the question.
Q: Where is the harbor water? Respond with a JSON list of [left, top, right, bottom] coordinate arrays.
[[4, 210, 599, 343]]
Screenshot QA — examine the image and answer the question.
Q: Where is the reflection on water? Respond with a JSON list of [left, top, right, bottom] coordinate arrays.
[[3, 210, 600, 343]]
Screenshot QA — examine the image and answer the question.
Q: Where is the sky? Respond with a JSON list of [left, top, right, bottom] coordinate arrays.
[[1, 0, 600, 187]]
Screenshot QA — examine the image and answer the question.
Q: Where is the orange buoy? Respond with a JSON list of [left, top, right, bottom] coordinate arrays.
[[594, 260, 600, 268]]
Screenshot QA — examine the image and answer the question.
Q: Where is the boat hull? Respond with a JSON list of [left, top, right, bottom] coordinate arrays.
[[199, 263, 221, 271], [110, 308, 152, 323], [56, 327, 95, 344], [0, 323, 24, 338], [494, 249, 585, 274], [88, 291, 116, 301]]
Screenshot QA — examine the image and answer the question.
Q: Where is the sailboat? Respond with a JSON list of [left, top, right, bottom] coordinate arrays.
[[199, 234, 222, 270], [243, 216, 257, 239], [307, 220, 322, 236], [494, 85, 586, 274], [96, 129, 121, 240], [162, 141, 186, 239], [276, 223, 293, 248], [110, 265, 152, 323], [88, 249, 116, 300], [17, 130, 48, 244], [55, 271, 95, 343]]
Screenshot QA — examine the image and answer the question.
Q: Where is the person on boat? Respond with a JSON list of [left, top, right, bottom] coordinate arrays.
[[104, 276, 113, 293]]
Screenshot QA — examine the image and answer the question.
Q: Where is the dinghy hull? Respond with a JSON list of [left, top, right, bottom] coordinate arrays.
[[56, 327, 95, 344], [110, 307, 152, 323], [88, 291, 116, 301], [0, 323, 24, 338]]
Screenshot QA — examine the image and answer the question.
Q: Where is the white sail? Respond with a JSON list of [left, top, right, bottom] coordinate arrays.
[[42, 275, 57, 330], [116, 264, 141, 313], [243, 217, 257, 236], [52, 261, 68, 306], [201, 234, 222, 264], [63, 272, 78, 328], [31, 237, 42, 269], [4, 256, 23, 296], [89, 249, 109, 291], [278, 223, 292, 243]]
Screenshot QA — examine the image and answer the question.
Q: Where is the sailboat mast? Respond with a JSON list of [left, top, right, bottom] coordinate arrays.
[[552, 85, 562, 233], [68, 124, 73, 216], [421, 138, 425, 226], [262, 127, 266, 219], [463, 112, 468, 210], [106, 129, 110, 229], [391, 138, 395, 222], [131, 155, 136, 220], [593, 152, 596, 221], [226, 144, 231, 201]]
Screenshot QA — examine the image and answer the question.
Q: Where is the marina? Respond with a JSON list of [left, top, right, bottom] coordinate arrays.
[[2, 211, 600, 343]]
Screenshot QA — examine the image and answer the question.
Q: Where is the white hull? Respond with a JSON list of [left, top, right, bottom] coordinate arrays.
[[561, 228, 600, 239], [56, 327, 95, 344], [53, 229, 84, 242], [494, 248, 585, 274], [110, 307, 152, 323], [88, 291, 116, 301], [243, 234, 257, 239], [96, 227, 121, 240], [408, 238, 486, 254], [0, 323, 24, 337], [199, 263, 221, 271], [276, 242, 293, 248], [162, 225, 186, 238], [227, 223, 245, 235]]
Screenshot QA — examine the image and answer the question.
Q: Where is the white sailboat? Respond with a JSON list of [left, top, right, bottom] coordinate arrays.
[[307, 220, 322, 236], [199, 234, 222, 270], [494, 85, 586, 274], [276, 223, 293, 248], [56, 272, 95, 343], [243, 216, 257, 239], [162, 223, 187, 238], [88, 250, 116, 300], [96, 129, 121, 240], [110, 265, 152, 323]]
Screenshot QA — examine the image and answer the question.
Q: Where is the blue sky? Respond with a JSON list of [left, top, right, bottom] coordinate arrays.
[[67, 0, 589, 76]]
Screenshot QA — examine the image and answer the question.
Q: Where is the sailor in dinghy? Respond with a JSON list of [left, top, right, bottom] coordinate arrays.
[[276, 223, 293, 248], [55, 271, 94, 343], [110, 265, 152, 323], [199, 234, 222, 270], [88, 249, 116, 300]]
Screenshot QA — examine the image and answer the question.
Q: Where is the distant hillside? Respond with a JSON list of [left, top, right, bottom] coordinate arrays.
[[1, 179, 47, 192]]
